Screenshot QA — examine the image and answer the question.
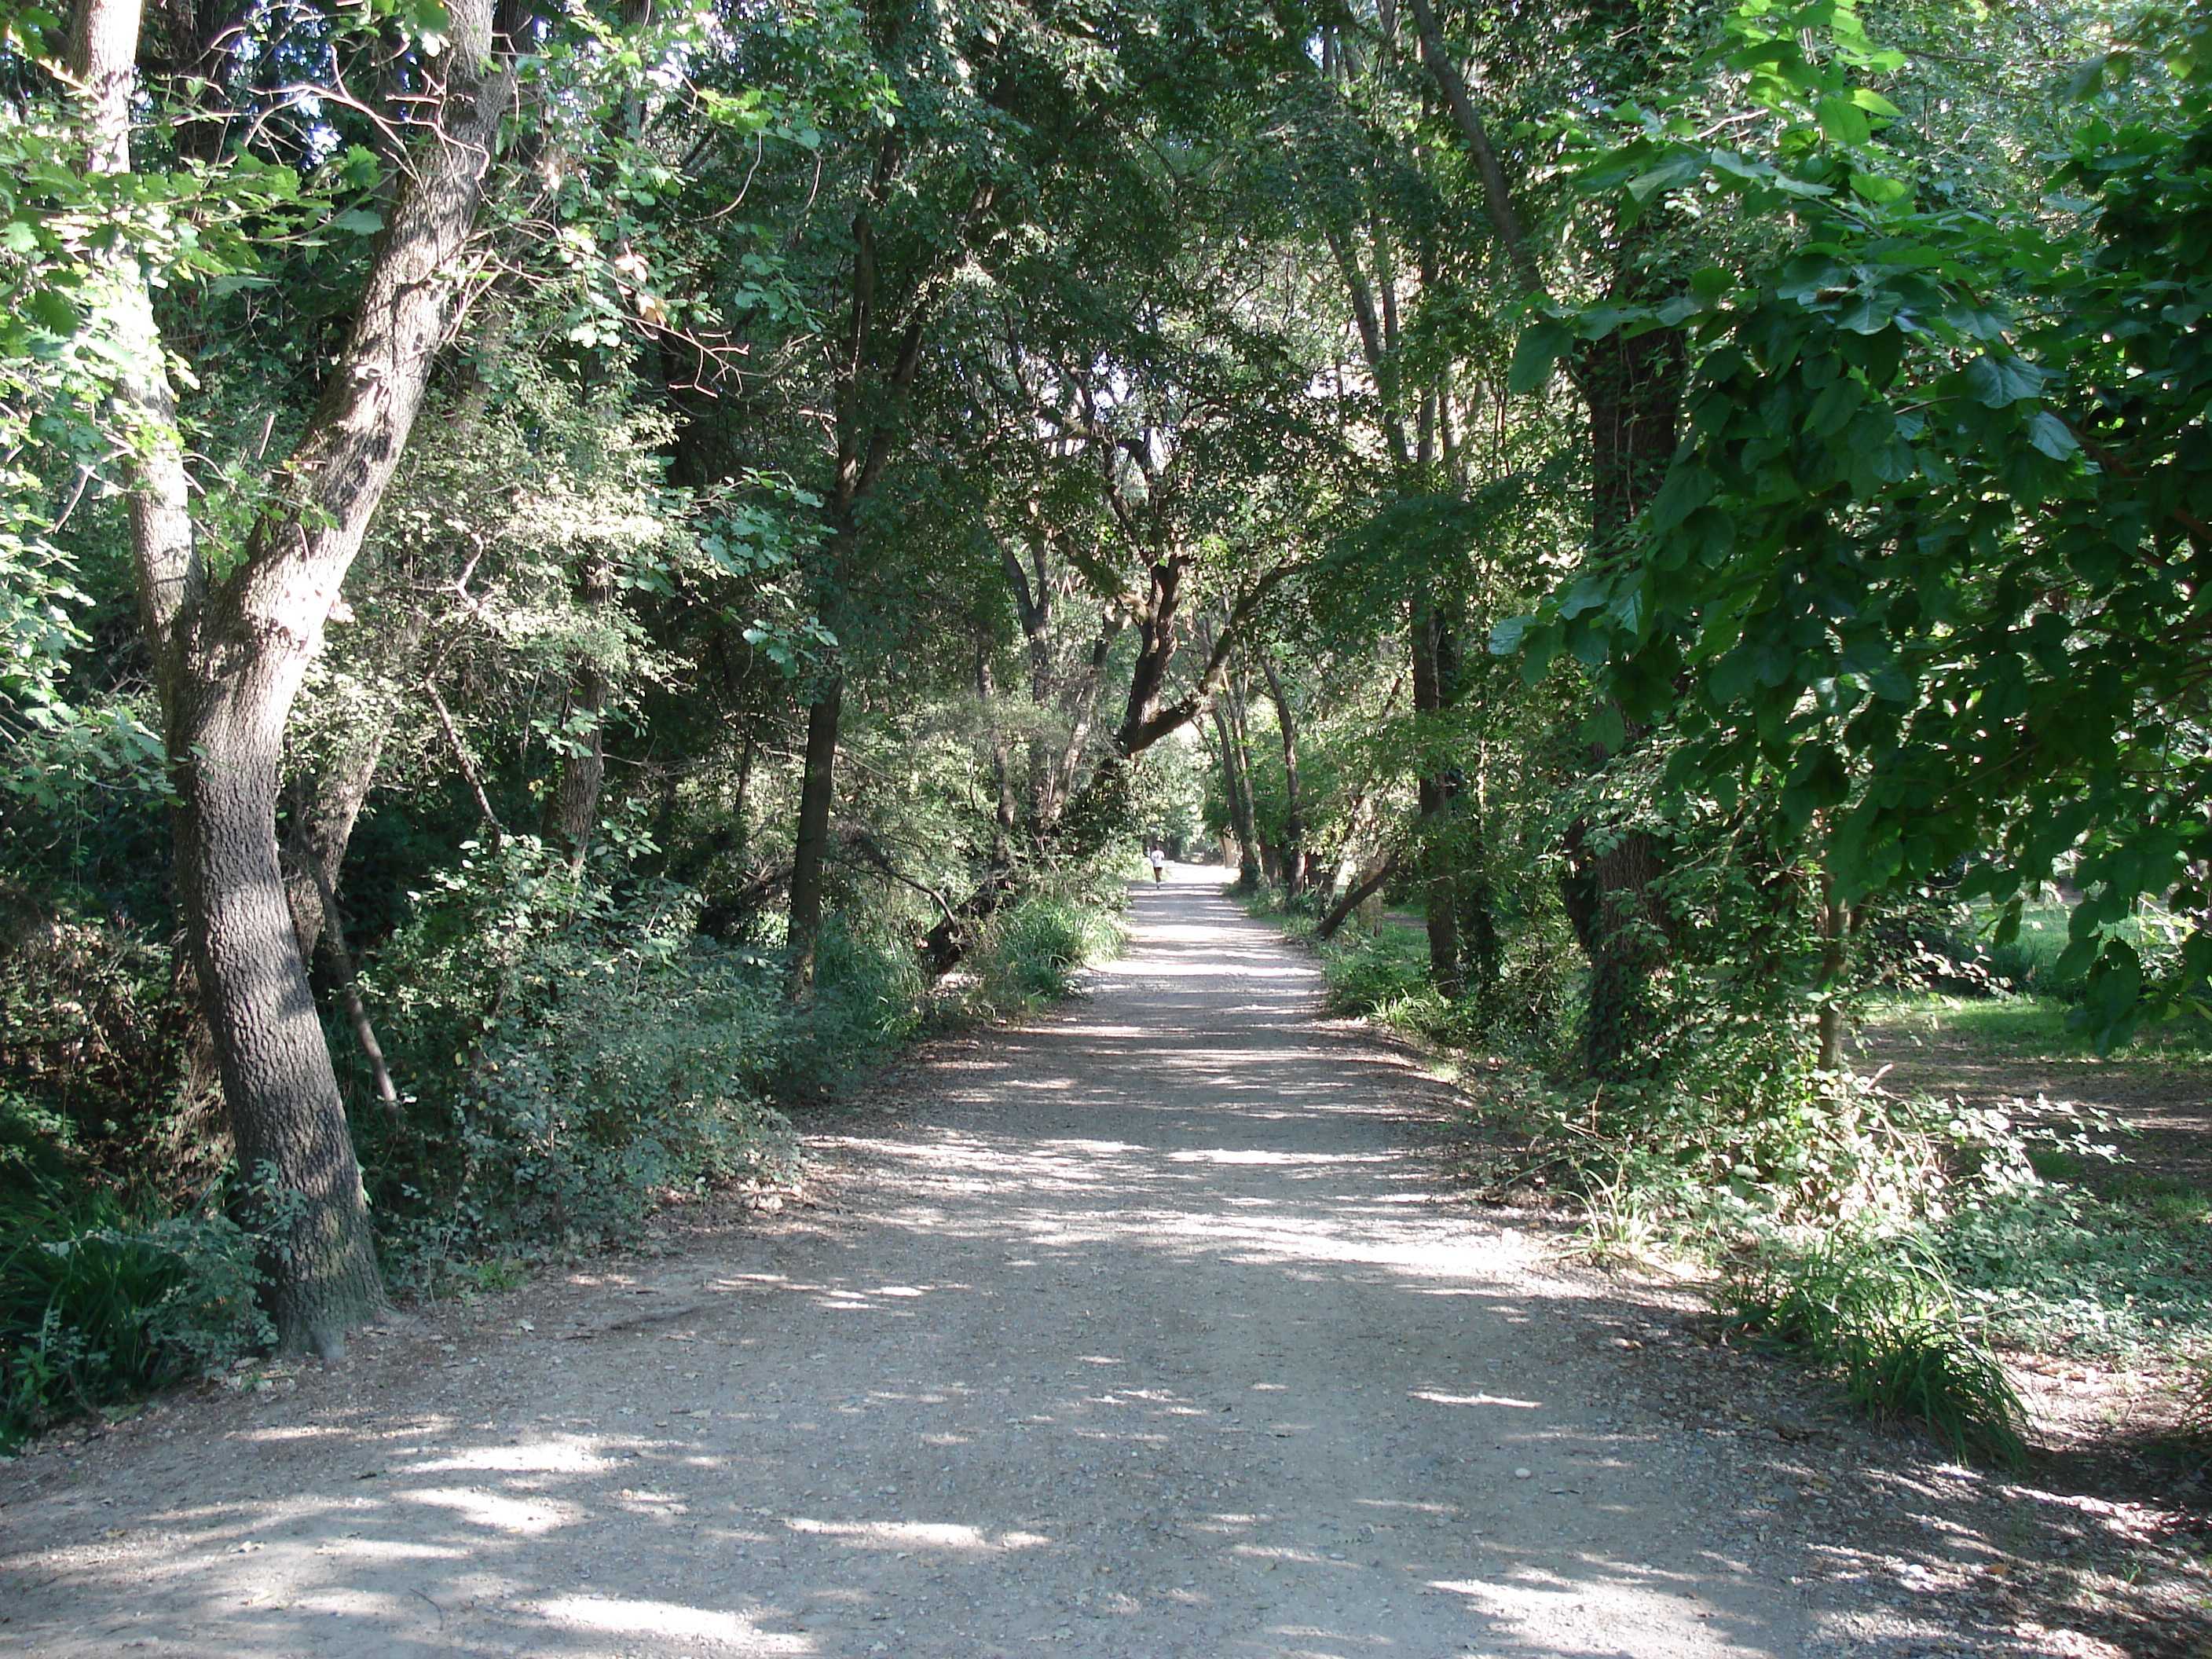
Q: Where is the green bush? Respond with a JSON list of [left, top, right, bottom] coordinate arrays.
[[0, 1192, 269, 1449], [1725, 1234, 2027, 1467], [364, 842, 798, 1287], [0, 888, 199, 1192]]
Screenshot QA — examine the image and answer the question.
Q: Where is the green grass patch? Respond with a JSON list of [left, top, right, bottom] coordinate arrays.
[[1866, 987, 2212, 1064], [1725, 1233, 2028, 1467], [972, 894, 1127, 1009]]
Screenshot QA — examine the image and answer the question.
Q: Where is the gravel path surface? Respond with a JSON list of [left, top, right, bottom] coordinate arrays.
[[2, 870, 1904, 1657]]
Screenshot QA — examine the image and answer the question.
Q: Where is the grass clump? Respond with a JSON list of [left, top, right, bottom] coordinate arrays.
[[976, 894, 1126, 1006], [1725, 1233, 2028, 1467]]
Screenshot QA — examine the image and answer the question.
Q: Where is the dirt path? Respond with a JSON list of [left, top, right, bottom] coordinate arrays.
[[4, 872, 2178, 1657]]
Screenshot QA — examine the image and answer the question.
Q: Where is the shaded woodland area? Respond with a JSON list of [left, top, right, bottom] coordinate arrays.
[[5, 0, 2212, 1490]]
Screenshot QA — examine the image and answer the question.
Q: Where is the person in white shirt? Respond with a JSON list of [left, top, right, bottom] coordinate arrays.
[[1148, 846, 1166, 883]]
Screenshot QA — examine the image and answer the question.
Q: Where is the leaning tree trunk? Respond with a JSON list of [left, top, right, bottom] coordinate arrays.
[[71, 0, 517, 1354]]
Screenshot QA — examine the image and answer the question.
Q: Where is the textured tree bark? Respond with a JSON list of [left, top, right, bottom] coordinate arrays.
[[72, 0, 518, 1353], [786, 676, 844, 992]]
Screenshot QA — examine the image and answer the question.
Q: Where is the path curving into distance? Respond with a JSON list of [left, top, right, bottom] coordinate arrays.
[[0, 867, 1818, 1658]]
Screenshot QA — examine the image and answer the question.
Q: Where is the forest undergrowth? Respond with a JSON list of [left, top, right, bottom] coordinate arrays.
[[0, 857, 1129, 1450], [1256, 887, 2212, 1472]]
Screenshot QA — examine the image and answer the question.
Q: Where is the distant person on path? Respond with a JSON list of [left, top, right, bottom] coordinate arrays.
[[1148, 846, 1166, 883]]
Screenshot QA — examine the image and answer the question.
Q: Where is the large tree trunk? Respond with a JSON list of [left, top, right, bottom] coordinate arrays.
[[1401, 0, 1686, 1075], [1564, 301, 1683, 1079], [1210, 701, 1260, 889], [72, 0, 517, 1354], [786, 677, 844, 991]]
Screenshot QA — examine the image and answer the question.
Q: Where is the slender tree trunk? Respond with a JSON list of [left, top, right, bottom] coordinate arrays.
[[293, 851, 400, 1119], [1222, 670, 1265, 886], [1046, 621, 1122, 826], [1398, 0, 1686, 1073], [542, 549, 613, 869], [1456, 754, 1501, 1005], [277, 744, 400, 1115], [1815, 870, 1860, 1072], [787, 677, 844, 991], [281, 740, 384, 961], [1260, 655, 1307, 892], [282, 621, 423, 958], [71, 0, 516, 1353], [1409, 592, 1461, 994], [1210, 702, 1260, 889], [979, 643, 1016, 860], [780, 127, 962, 988]]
